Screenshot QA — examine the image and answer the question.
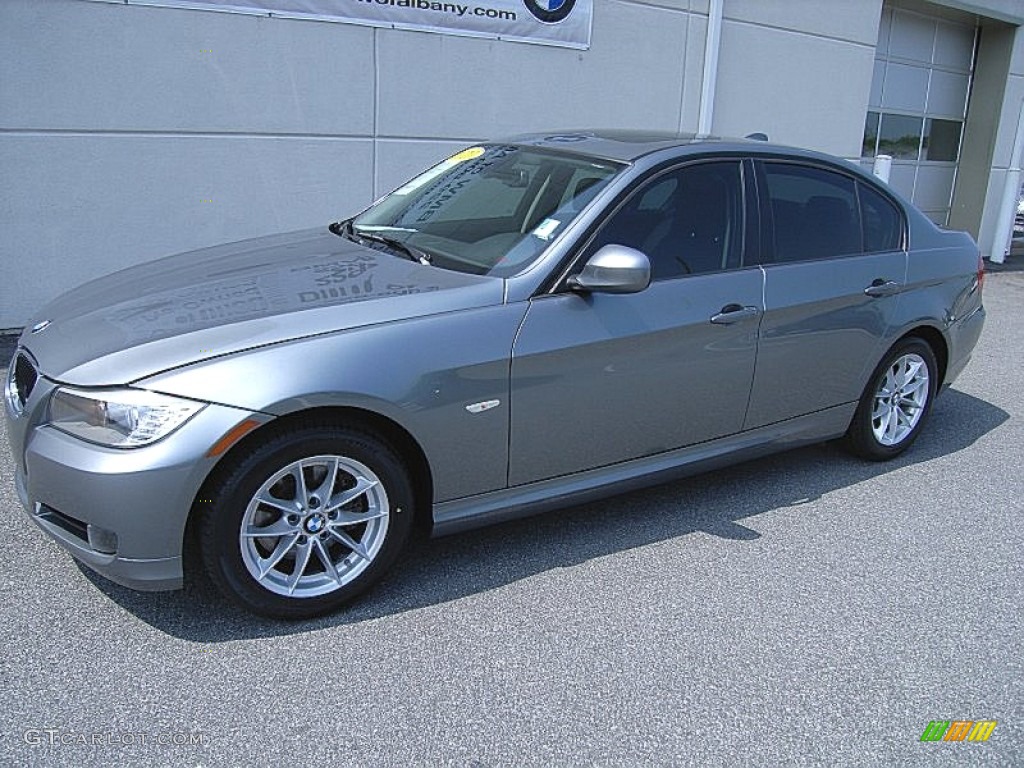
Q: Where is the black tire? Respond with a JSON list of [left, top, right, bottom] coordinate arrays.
[[198, 426, 414, 619], [844, 337, 938, 461]]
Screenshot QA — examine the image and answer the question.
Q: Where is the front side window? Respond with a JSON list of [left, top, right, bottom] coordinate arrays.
[[350, 145, 622, 277], [763, 163, 861, 263], [584, 161, 744, 281]]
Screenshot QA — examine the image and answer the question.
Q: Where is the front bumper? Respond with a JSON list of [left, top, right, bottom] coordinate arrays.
[[8, 383, 265, 592], [18, 473, 184, 590]]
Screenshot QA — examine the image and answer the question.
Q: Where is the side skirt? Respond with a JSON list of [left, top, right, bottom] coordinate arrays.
[[431, 402, 856, 537]]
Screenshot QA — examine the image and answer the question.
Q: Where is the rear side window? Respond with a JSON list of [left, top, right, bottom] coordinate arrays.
[[763, 163, 861, 263], [858, 182, 903, 253]]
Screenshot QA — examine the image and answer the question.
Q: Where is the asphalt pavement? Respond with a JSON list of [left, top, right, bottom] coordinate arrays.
[[1, 274, 1021, 767]]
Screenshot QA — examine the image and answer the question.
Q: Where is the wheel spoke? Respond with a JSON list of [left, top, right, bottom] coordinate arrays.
[[903, 376, 927, 398], [872, 399, 888, 421], [892, 360, 906, 388], [255, 490, 299, 516], [329, 528, 370, 561], [290, 463, 309, 506], [329, 508, 388, 527], [242, 517, 296, 538], [895, 405, 911, 430], [326, 476, 378, 513], [258, 533, 300, 579], [878, 408, 889, 440], [286, 539, 314, 594], [896, 359, 918, 389], [909, 358, 925, 377], [312, 537, 342, 586], [313, 457, 341, 500], [884, 407, 899, 442], [884, 368, 898, 394]]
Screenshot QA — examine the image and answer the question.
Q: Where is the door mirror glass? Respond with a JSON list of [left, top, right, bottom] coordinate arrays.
[[568, 244, 651, 294]]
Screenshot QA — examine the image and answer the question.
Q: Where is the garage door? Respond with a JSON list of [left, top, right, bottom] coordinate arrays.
[[861, 4, 977, 224]]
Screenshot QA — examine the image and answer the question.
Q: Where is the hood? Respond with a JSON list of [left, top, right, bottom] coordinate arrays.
[[21, 227, 503, 386]]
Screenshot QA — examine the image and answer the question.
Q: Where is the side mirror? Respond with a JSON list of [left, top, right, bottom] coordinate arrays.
[[567, 245, 651, 294]]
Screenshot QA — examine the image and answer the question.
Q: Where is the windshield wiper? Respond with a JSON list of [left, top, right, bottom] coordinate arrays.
[[356, 229, 433, 266], [330, 219, 433, 266]]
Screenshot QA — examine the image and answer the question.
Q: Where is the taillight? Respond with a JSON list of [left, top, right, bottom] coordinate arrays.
[[977, 253, 985, 292]]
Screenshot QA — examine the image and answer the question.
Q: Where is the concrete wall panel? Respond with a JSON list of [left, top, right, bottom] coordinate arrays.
[[375, 1, 691, 139], [1, 135, 372, 322], [0, 1, 376, 135], [713, 21, 876, 156], [725, 0, 883, 46]]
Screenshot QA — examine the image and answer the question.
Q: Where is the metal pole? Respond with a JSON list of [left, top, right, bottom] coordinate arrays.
[[698, 0, 724, 136], [991, 98, 1024, 264]]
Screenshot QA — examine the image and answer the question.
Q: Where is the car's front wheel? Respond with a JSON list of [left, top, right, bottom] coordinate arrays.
[[844, 337, 938, 461], [199, 426, 414, 619]]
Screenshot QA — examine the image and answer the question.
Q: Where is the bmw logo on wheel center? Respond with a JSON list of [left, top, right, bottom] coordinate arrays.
[[523, 0, 576, 24]]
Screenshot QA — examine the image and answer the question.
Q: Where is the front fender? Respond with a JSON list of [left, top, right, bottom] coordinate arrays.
[[136, 305, 528, 502]]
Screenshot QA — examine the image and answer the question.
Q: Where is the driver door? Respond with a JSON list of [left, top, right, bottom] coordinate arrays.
[[509, 159, 764, 486]]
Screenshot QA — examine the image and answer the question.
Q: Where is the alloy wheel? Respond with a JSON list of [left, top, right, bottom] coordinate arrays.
[[238, 455, 390, 598], [871, 352, 930, 447]]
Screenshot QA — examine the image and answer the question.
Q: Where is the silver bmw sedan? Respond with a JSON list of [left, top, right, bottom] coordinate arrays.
[[4, 132, 986, 618]]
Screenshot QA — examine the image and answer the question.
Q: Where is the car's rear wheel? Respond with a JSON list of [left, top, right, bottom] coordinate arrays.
[[199, 426, 413, 619], [844, 338, 938, 461]]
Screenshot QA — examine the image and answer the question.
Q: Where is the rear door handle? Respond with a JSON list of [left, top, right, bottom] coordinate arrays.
[[864, 279, 902, 297], [710, 304, 761, 325]]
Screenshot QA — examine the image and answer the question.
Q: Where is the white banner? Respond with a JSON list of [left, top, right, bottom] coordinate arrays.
[[120, 0, 593, 49]]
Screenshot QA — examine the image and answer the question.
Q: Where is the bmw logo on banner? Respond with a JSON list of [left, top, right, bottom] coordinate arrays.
[[524, 0, 577, 24]]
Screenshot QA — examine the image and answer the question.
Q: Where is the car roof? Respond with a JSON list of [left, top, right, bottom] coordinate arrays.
[[499, 130, 838, 165]]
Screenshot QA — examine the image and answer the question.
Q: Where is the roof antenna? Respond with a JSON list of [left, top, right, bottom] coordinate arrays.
[[745, 132, 769, 141]]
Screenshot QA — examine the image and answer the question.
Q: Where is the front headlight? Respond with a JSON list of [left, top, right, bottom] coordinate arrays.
[[48, 387, 206, 448]]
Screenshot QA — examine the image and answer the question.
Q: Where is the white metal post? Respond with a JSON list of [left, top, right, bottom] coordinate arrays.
[[698, 0, 724, 136], [991, 98, 1024, 264]]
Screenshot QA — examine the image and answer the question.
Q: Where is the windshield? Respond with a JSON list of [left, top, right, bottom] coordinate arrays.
[[348, 145, 623, 277]]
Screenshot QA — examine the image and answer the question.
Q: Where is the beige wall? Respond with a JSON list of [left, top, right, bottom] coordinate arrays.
[[1, 0, 1021, 325]]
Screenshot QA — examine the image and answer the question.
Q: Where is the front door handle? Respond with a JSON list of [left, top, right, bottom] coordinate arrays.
[[710, 304, 761, 325], [864, 279, 902, 297]]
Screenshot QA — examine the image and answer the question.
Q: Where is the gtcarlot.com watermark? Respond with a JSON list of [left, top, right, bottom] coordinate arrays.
[[24, 729, 209, 747]]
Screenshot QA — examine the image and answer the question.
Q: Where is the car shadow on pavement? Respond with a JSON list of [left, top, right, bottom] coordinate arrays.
[[77, 388, 1009, 641]]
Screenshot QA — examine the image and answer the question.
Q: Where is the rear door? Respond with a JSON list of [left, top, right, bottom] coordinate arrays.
[[509, 159, 765, 486], [744, 160, 908, 429]]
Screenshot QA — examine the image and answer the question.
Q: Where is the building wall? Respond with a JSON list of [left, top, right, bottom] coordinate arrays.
[[0, 0, 1019, 327], [713, 0, 882, 152]]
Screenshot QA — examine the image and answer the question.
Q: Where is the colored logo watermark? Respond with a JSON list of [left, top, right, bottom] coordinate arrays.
[[920, 720, 997, 742]]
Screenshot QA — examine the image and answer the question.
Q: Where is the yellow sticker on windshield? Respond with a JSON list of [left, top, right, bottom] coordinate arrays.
[[393, 146, 486, 196], [449, 147, 485, 162]]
